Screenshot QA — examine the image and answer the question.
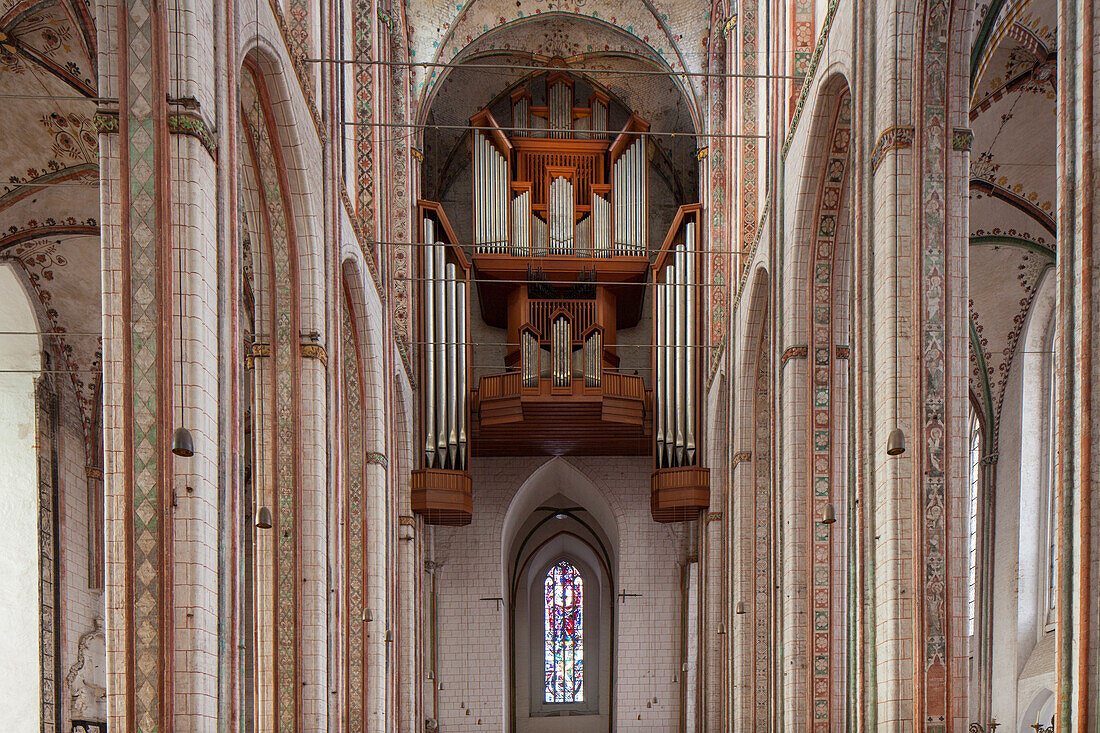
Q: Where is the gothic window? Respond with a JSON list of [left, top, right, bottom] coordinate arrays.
[[1044, 356, 1057, 631], [544, 560, 584, 703], [968, 408, 981, 636]]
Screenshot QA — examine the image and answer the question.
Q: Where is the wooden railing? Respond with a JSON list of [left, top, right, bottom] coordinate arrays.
[[602, 370, 644, 401], [478, 371, 522, 401], [477, 370, 643, 401]]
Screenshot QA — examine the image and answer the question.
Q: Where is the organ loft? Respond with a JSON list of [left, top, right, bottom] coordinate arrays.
[[411, 70, 709, 526]]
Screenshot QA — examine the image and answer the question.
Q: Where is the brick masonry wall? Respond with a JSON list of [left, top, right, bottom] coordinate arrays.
[[429, 456, 689, 731]]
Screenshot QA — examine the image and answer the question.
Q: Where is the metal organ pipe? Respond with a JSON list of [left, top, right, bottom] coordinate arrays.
[[512, 190, 530, 256], [522, 330, 538, 388], [456, 278, 467, 469], [613, 154, 623, 254], [674, 243, 687, 466], [684, 224, 696, 465], [423, 221, 436, 466], [663, 263, 676, 468], [550, 82, 570, 137], [552, 316, 571, 388], [655, 273, 665, 466], [445, 263, 458, 468], [433, 240, 447, 462], [473, 135, 482, 251], [668, 244, 686, 462], [495, 150, 505, 252]]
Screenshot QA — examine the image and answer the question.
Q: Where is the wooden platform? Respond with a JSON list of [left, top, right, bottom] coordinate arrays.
[[650, 465, 710, 522], [471, 372, 650, 456], [411, 468, 473, 526]]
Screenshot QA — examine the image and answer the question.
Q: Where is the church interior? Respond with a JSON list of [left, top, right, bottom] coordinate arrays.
[[0, 0, 1096, 729]]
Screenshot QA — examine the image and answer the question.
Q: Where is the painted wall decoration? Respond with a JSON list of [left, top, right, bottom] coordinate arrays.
[[241, 64, 302, 731], [806, 91, 850, 731]]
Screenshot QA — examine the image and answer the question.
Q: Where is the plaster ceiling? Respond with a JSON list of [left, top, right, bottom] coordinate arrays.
[[0, 0, 100, 445], [967, 0, 1056, 431]]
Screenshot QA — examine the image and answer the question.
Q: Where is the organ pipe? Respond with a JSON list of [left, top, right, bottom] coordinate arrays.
[[433, 240, 446, 461], [652, 209, 701, 469], [423, 220, 436, 466], [533, 216, 548, 257], [457, 278, 467, 469], [674, 243, 686, 465], [549, 176, 574, 255], [473, 130, 508, 253], [592, 193, 610, 257], [420, 212, 469, 471], [663, 262, 675, 467], [584, 330, 601, 388], [552, 315, 571, 388], [522, 330, 539, 388], [549, 79, 571, 137], [512, 190, 530, 256], [445, 263, 458, 467], [684, 223, 696, 464], [655, 272, 665, 465]]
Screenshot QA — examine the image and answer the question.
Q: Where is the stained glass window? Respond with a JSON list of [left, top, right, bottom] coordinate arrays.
[[544, 560, 583, 703]]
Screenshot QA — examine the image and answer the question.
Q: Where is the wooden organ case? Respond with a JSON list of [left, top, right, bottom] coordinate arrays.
[[411, 71, 709, 525]]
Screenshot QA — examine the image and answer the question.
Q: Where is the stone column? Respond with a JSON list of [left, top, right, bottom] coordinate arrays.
[[97, 0, 221, 724], [1054, 0, 1100, 725]]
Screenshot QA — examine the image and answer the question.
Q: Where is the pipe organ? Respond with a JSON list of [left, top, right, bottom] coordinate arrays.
[[411, 71, 707, 526], [650, 205, 709, 521], [411, 202, 474, 525]]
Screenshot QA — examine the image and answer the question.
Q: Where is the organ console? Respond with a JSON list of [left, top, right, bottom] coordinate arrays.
[[412, 71, 709, 526]]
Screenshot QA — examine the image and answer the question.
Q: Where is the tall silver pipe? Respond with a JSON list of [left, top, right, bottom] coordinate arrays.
[[423, 224, 436, 466], [685, 223, 696, 465], [655, 271, 665, 465], [472, 135, 480, 250], [522, 330, 538, 388], [663, 264, 676, 468], [613, 155, 623, 254], [533, 216, 547, 257], [513, 96, 529, 135], [638, 140, 642, 253], [498, 150, 506, 253], [628, 143, 636, 252], [634, 142, 643, 253], [674, 243, 687, 466], [495, 150, 504, 252], [433, 241, 447, 460], [445, 263, 458, 468], [474, 134, 483, 250], [633, 142, 640, 252], [456, 278, 467, 469]]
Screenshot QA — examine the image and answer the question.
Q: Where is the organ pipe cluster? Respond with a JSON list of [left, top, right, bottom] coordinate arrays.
[[551, 314, 572, 389], [473, 129, 509, 253], [471, 74, 647, 260], [612, 136, 648, 255], [421, 217, 468, 471], [655, 219, 698, 468]]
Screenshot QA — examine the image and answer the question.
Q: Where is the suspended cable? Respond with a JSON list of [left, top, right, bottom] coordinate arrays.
[[304, 56, 805, 81], [399, 275, 728, 288], [340, 119, 767, 140]]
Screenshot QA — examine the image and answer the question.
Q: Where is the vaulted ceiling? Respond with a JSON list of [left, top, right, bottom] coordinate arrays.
[[967, 0, 1057, 437], [0, 0, 101, 447]]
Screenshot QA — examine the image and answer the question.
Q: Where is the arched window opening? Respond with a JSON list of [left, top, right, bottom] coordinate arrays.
[[968, 408, 981, 637], [544, 560, 584, 703], [1044, 354, 1057, 632]]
